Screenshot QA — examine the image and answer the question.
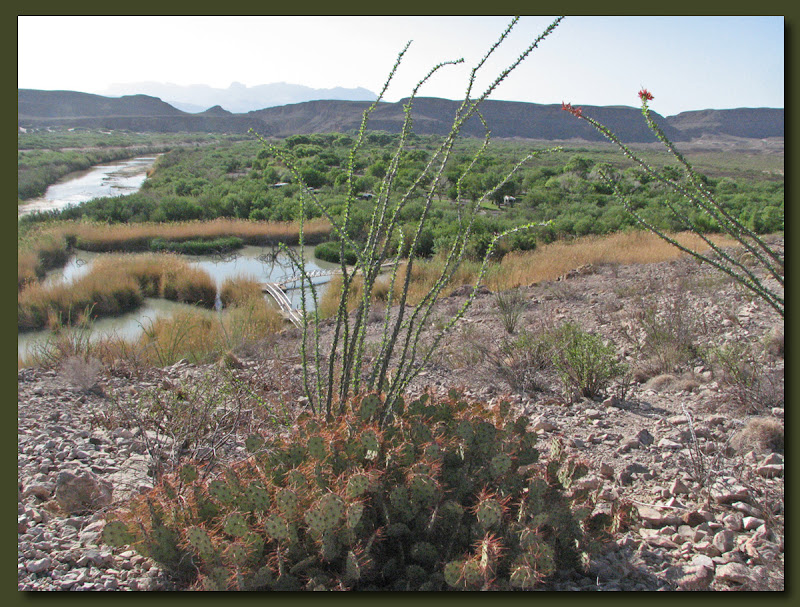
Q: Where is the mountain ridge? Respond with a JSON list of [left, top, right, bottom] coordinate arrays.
[[100, 81, 379, 114], [18, 89, 784, 143]]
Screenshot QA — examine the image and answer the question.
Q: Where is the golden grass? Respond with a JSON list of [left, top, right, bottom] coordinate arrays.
[[18, 218, 331, 289], [18, 253, 217, 331], [18, 271, 143, 331], [18, 229, 71, 290], [315, 231, 744, 317], [19, 293, 286, 369], [317, 274, 362, 319], [487, 231, 740, 291], [220, 275, 265, 308], [57, 217, 332, 251]]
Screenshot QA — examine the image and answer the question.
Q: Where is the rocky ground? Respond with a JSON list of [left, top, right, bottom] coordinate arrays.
[[18, 244, 784, 591]]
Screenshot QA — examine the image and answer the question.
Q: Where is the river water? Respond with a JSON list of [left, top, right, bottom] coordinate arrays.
[[18, 246, 340, 358], [18, 156, 158, 218], [17, 155, 340, 358]]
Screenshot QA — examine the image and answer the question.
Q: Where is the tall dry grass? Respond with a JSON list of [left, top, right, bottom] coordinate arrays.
[[219, 275, 265, 308], [59, 218, 332, 252], [487, 231, 740, 290], [20, 291, 286, 369], [18, 253, 216, 331], [18, 218, 331, 291], [18, 271, 143, 331], [316, 231, 742, 317], [18, 230, 71, 290]]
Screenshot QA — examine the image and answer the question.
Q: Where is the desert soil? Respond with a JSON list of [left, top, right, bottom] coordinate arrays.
[[18, 241, 784, 591]]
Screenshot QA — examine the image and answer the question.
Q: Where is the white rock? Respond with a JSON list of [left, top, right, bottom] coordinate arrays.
[[27, 557, 52, 573], [658, 438, 682, 450], [712, 529, 736, 553], [742, 516, 765, 531]]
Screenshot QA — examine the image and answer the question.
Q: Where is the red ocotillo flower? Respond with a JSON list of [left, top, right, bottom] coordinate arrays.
[[638, 88, 654, 102], [561, 101, 582, 118]]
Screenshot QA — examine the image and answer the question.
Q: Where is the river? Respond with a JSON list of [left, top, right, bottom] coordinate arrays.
[[18, 155, 159, 218], [18, 246, 340, 359], [17, 155, 341, 358]]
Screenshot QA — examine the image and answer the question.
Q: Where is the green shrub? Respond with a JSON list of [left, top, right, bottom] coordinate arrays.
[[150, 236, 244, 255], [552, 323, 625, 400], [314, 241, 357, 265], [102, 390, 632, 590]]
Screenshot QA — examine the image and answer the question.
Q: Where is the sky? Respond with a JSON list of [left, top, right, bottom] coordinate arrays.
[[18, 15, 784, 116]]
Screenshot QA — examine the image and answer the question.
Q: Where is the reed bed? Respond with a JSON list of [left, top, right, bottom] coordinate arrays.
[[18, 230, 71, 290], [59, 218, 332, 252], [488, 231, 740, 290], [18, 253, 216, 331], [19, 289, 285, 369], [219, 275, 266, 308], [18, 218, 331, 289]]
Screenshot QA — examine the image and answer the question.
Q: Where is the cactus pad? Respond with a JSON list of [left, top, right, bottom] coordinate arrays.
[[306, 435, 327, 460], [407, 474, 437, 508], [101, 521, 137, 548], [186, 526, 216, 560], [208, 479, 236, 504], [223, 513, 249, 537], [490, 453, 513, 477], [179, 464, 199, 483], [359, 430, 380, 460], [358, 394, 381, 421], [262, 514, 289, 541], [276, 488, 299, 520], [462, 559, 483, 587], [443, 560, 465, 588], [476, 498, 504, 530], [242, 483, 271, 511], [345, 473, 370, 499]]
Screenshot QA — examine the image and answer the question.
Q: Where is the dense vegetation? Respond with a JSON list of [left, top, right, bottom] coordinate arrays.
[[17, 129, 245, 200], [20, 130, 783, 262]]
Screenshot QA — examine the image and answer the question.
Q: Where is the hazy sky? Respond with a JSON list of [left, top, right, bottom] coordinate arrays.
[[18, 16, 784, 116]]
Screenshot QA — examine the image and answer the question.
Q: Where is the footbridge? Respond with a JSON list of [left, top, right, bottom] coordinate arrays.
[[261, 262, 398, 328]]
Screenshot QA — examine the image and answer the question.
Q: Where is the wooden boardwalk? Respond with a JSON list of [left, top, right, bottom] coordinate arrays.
[[262, 282, 303, 327], [262, 263, 399, 328]]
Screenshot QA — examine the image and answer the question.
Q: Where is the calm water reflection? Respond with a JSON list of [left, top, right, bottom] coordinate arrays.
[[19, 246, 340, 357]]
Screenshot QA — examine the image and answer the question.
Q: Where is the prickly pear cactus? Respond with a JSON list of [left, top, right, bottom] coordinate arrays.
[[100, 388, 629, 590], [101, 521, 139, 548]]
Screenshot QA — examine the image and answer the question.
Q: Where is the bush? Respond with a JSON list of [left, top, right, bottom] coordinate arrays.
[[709, 342, 784, 414], [314, 241, 357, 265], [102, 390, 632, 590], [483, 329, 556, 395], [150, 236, 244, 255], [552, 323, 625, 400]]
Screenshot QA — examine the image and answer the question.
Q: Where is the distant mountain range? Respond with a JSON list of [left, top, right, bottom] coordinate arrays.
[[100, 82, 379, 114], [18, 89, 784, 143]]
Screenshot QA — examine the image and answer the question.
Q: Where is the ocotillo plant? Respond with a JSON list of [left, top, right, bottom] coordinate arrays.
[[253, 17, 563, 423], [562, 91, 784, 317]]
